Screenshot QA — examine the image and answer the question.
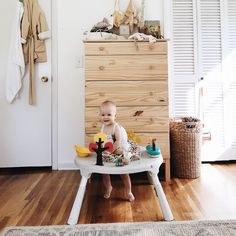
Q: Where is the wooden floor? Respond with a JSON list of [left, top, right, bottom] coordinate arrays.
[[0, 163, 236, 230]]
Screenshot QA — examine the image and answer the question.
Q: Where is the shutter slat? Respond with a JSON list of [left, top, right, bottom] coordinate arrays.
[[172, 83, 196, 116], [172, 0, 195, 76]]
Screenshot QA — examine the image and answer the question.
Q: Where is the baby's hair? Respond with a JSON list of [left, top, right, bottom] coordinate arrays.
[[100, 100, 117, 113], [101, 100, 116, 108]]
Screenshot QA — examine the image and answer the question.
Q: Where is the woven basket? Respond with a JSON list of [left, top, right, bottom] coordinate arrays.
[[170, 118, 202, 178]]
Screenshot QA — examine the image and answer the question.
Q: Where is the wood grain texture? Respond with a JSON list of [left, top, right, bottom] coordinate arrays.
[[1, 163, 236, 229], [0, 170, 80, 229], [85, 81, 168, 106], [84, 41, 170, 181], [85, 106, 169, 133], [85, 55, 167, 81], [84, 42, 168, 55]]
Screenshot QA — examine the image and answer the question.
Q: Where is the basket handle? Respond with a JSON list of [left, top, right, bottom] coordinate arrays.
[[185, 122, 196, 129]]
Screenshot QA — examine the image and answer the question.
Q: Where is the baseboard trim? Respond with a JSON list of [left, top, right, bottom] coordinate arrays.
[[58, 161, 79, 170]]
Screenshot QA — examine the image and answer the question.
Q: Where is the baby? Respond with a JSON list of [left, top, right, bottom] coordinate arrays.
[[99, 100, 135, 202]]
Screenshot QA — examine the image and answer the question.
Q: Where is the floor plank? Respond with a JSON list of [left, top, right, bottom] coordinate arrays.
[[0, 163, 236, 230]]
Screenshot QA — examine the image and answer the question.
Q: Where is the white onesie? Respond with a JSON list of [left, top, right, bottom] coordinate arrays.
[[101, 123, 129, 152]]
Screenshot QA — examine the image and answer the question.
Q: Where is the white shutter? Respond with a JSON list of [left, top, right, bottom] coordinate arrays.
[[172, 0, 195, 75], [222, 0, 236, 159], [170, 0, 198, 117], [170, 0, 236, 160], [197, 0, 226, 161], [172, 82, 196, 117], [198, 0, 222, 74]]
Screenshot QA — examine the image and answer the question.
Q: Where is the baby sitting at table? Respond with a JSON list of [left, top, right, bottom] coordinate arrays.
[[99, 100, 135, 202]]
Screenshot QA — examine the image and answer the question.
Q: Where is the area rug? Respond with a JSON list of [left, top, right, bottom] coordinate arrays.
[[1, 220, 236, 236]]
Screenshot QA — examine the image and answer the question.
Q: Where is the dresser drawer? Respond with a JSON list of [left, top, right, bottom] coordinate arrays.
[[85, 132, 170, 159], [84, 41, 167, 55], [85, 55, 167, 81], [85, 81, 168, 106], [85, 106, 169, 133]]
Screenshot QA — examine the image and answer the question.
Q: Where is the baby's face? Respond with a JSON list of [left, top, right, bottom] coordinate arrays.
[[100, 104, 116, 126]]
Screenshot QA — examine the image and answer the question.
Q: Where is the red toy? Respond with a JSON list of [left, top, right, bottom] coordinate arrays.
[[89, 133, 113, 166]]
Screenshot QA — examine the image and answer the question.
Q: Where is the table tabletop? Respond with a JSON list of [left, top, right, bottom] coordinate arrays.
[[74, 151, 163, 175]]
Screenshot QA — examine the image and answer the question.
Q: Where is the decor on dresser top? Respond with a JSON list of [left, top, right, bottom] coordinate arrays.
[[112, 0, 139, 34], [139, 0, 145, 28], [128, 32, 157, 43], [119, 24, 130, 37], [112, 0, 125, 28], [90, 16, 113, 33], [139, 20, 164, 39], [87, 0, 157, 39], [123, 0, 139, 33]]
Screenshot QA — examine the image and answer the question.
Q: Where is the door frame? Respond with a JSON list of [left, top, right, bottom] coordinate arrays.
[[51, 0, 58, 169], [163, 1, 173, 115]]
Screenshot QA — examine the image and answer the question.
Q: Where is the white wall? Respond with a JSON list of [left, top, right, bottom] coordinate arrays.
[[0, 0, 19, 164], [57, 0, 164, 169]]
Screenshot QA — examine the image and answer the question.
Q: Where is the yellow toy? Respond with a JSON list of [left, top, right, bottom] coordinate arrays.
[[94, 132, 107, 143], [74, 145, 91, 157], [127, 130, 142, 145]]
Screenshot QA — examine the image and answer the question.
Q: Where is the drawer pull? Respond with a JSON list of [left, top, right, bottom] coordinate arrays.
[[99, 47, 104, 51], [99, 66, 105, 71], [92, 122, 97, 128], [133, 110, 143, 116], [159, 99, 165, 102], [134, 42, 139, 50], [149, 44, 155, 50]]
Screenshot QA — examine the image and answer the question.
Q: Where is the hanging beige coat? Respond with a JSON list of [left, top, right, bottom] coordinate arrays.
[[21, 0, 50, 104]]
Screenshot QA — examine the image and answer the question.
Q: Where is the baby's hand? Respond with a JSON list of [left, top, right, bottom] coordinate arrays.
[[103, 150, 111, 155], [113, 147, 123, 155]]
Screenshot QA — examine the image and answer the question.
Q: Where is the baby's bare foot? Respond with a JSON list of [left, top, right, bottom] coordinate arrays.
[[127, 192, 135, 202], [104, 186, 113, 199]]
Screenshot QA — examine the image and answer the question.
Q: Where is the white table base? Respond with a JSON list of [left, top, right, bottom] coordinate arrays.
[[68, 152, 174, 225]]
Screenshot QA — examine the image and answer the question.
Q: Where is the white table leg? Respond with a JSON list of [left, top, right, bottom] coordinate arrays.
[[67, 175, 89, 225], [148, 171, 174, 221]]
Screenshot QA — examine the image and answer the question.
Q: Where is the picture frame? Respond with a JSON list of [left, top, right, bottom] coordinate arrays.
[[139, 20, 163, 39], [119, 24, 130, 37]]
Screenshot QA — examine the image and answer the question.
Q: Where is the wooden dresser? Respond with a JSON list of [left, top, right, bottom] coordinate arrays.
[[84, 40, 170, 181]]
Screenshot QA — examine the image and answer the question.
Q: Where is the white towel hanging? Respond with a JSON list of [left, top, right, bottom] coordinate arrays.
[[6, 0, 25, 103]]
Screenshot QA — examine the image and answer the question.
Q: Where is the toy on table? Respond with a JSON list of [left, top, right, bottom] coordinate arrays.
[[89, 133, 113, 166], [146, 138, 161, 157], [116, 158, 124, 166], [123, 151, 133, 165], [127, 130, 142, 145], [74, 145, 91, 157]]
